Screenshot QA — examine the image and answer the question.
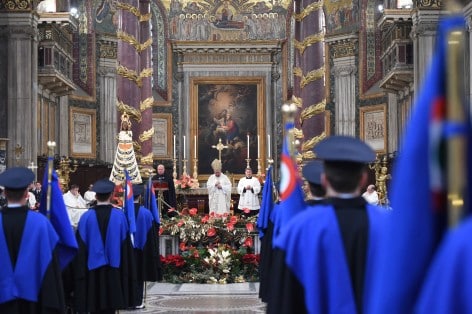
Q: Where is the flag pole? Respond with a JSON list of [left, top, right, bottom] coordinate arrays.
[[446, 2, 466, 227], [46, 141, 56, 219]]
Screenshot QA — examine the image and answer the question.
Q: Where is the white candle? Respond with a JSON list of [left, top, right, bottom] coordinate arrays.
[[247, 134, 250, 158], [194, 135, 197, 159], [268, 134, 271, 159], [183, 135, 186, 159], [173, 135, 176, 159], [257, 135, 260, 159]]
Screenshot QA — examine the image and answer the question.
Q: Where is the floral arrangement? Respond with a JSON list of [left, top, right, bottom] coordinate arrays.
[[174, 173, 198, 190], [161, 244, 260, 284], [159, 208, 260, 283]]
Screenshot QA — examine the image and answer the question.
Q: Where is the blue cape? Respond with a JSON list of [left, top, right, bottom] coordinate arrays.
[[134, 205, 154, 250]]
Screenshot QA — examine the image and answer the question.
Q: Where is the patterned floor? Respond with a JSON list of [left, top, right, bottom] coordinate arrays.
[[122, 282, 266, 313]]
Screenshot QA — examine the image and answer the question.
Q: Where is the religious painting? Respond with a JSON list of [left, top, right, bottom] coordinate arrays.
[[152, 113, 173, 159], [70, 107, 96, 158], [190, 77, 266, 180], [360, 104, 387, 153]]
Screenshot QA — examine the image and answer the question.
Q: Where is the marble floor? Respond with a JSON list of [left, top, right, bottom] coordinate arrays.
[[122, 282, 266, 313]]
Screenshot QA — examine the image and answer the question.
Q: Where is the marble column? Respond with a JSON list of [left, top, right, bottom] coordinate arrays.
[[57, 96, 69, 155], [98, 39, 118, 163], [411, 9, 443, 93], [138, 0, 153, 177], [332, 57, 357, 136], [387, 93, 398, 153], [293, 0, 326, 158], [0, 13, 38, 167]]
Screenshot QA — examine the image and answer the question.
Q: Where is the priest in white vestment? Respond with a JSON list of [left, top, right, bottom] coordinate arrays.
[[237, 167, 261, 215], [63, 184, 88, 228], [207, 159, 232, 215]]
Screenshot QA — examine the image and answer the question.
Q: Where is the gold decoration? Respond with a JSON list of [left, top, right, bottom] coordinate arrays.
[[140, 153, 154, 165], [292, 95, 303, 108], [294, 32, 324, 55], [57, 157, 79, 190], [302, 150, 316, 160], [324, 0, 352, 14], [293, 128, 304, 139], [293, 1, 324, 22], [303, 132, 326, 153], [139, 13, 151, 22], [4, 0, 30, 11], [117, 31, 152, 53], [294, 67, 325, 89], [116, 2, 142, 18], [140, 97, 154, 111], [133, 141, 142, 152], [300, 100, 326, 124], [117, 100, 142, 122], [139, 127, 154, 142], [117, 65, 153, 88]]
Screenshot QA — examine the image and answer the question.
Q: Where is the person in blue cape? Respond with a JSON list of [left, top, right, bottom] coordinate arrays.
[[0, 167, 65, 313], [267, 136, 387, 314], [415, 216, 472, 314], [71, 178, 138, 313], [131, 184, 162, 308], [302, 159, 326, 206]]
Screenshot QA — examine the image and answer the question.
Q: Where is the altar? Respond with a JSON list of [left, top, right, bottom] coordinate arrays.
[[176, 187, 241, 214]]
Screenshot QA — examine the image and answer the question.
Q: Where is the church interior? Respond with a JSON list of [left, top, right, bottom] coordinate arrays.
[[0, 0, 469, 196]]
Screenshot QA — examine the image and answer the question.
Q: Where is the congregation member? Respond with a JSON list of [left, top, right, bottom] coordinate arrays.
[[151, 164, 176, 217], [131, 184, 162, 308], [237, 166, 261, 216], [267, 136, 387, 314], [71, 178, 138, 313], [362, 184, 379, 205], [0, 167, 65, 313], [207, 159, 232, 214], [302, 159, 326, 205]]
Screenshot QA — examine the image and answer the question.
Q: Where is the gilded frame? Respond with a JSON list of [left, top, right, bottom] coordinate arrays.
[[152, 113, 173, 159], [190, 76, 266, 181], [360, 104, 387, 153], [69, 107, 96, 158]]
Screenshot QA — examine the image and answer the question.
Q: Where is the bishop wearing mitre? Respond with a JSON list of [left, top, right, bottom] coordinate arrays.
[[206, 159, 232, 215]]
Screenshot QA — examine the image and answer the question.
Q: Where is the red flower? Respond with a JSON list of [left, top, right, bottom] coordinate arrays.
[[229, 215, 238, 224], [246, 222, 254, 232], [226, 223, 235, 231], [189, 208, 198, 216], [159, 227, 164, 235], [242, 253, 259, 265], [243, 236, 253, 247], [177, 219, 185, 227], [207, 227, 217, 237], [243, 208, 251, 214], [201, 215, 209, 223], [179, 242, 187, 251]]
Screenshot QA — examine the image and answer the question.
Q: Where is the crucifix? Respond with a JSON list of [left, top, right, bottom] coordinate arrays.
[[28, 161, 38, 181], [211, 138, 228, 161]]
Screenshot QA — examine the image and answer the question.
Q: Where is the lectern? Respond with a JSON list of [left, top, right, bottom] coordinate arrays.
[[153, 180, 171, 217]]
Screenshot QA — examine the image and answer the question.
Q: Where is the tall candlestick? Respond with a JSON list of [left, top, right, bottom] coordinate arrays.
[[183, 135, 186, 159], [194, 135, 197, 159], [268, 134, 271, 159], [173, 135, 176, 159], [257, 135, 260, 159], [247, 134, 250, 158]]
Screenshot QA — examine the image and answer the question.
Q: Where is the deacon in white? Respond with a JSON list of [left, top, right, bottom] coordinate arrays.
[[237, 167, 261, 212], [63, 184, 88, 228], [207, 159, 232, 215]]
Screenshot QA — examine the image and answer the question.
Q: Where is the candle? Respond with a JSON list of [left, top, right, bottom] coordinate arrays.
[[257, 135, 260, 159], [194, 135, 197, 159], [268, 134, 271, 159], [183, 135, 186, 159], [247, 134, 250, 158], [173, 135, 176, 159]]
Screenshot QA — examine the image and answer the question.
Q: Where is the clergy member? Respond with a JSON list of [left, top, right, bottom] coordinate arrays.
[[151, 164, 176, 217], [207, 159, 232, 215], [237, 167, 261, 216], [0, 167, 65, 313]]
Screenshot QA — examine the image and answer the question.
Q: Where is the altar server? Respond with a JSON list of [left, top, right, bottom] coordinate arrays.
[[0, 167, 65, 313], [237, 167, 261, 215]]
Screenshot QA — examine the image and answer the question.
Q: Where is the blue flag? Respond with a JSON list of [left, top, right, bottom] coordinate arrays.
[[124, 170, 136, 235], [39, 158, 78, 269], [257, 166, 274, 238], [144, 177, 160, 224], [366, 15, 468, 314], [270, 123, 306, 241]]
